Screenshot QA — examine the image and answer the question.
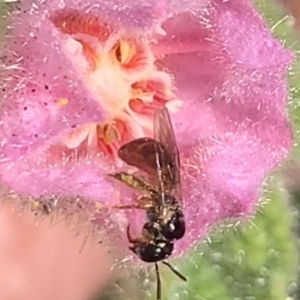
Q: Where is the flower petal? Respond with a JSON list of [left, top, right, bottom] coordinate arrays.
[[153, 0, 293, 142], [0, 148, 115, 200], [175, 122, 291, 254], [0, 21, 105, 161]]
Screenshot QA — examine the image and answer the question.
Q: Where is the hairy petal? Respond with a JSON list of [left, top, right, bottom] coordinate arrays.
[[154, 0, 292, 140], [0, 148, 119, 204], [0, 19, 104, 160]]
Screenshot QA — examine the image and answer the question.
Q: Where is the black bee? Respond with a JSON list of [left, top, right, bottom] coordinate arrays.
[[109, 106, 186, 300]]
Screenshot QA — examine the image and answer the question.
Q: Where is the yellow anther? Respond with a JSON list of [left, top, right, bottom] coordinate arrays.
[[103, 123, 118, 144], [116, 40, 136, 65]]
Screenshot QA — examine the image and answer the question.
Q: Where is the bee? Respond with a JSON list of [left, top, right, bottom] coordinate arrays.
[[109, 106, 187, 300]]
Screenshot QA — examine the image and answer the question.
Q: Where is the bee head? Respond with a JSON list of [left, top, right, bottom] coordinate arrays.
[[127, 221, 173, 263], [129, 238, 174, 263], [161, 209, 185, 240]]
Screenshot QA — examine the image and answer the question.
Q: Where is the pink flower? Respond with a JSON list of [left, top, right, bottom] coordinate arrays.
[[0, 0, 293, 257]]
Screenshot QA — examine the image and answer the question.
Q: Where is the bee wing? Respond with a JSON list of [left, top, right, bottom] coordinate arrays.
[[118, 107, 182, 205], [118, 137, 164, 178], [153, 107, 183, 204]]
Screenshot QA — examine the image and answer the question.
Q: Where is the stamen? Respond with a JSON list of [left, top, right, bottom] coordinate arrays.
[[99, 123, 119, 145], [114, 40, 137, 65], [51, 9, 183, 164], [95, 119, 132, 160]]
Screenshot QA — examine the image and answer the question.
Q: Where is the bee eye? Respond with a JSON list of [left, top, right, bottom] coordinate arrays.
[[161, 211, 186, 240]]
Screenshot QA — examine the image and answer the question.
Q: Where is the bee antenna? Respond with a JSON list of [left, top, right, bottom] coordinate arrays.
[[162, 261, 187, 282], [155, 262, 161, 300]]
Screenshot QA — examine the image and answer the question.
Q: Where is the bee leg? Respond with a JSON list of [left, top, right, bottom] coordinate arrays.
[[126, 224, 151, 245], [126, 224, 136, 243], [108, 172, 154, 192], [113, 196, 156, 210]]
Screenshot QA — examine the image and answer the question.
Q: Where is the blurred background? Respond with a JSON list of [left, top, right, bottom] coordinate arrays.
[[1, 0, 300, 299]]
